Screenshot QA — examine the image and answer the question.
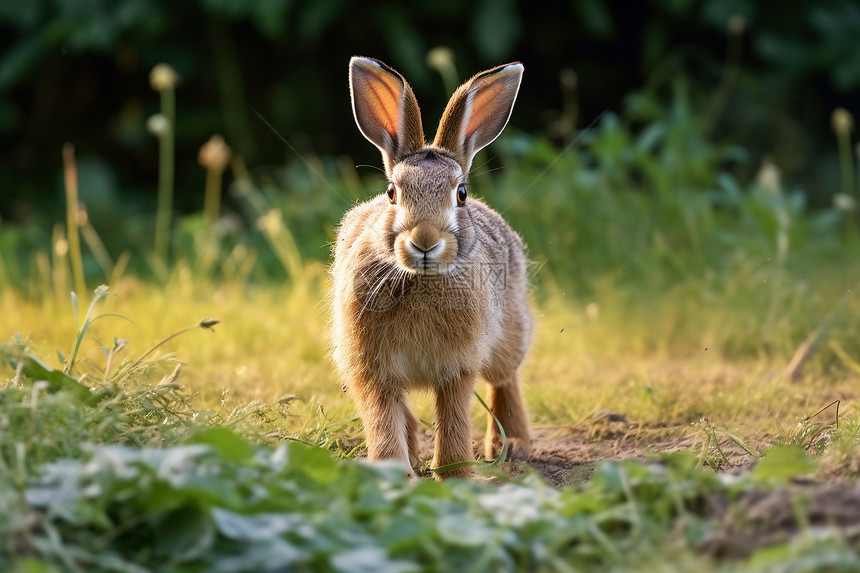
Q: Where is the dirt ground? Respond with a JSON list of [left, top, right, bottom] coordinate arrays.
[[415, 418, 752, 487], [409, 421, 860, 558], [514, 423, 707, 487]]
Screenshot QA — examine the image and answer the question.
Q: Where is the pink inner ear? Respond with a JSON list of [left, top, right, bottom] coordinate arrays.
[[355, 67, 403, 138], [464, 80, 506, 138]]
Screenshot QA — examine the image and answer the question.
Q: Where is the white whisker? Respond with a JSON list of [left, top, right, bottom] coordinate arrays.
[[357, 263, 401, 320]]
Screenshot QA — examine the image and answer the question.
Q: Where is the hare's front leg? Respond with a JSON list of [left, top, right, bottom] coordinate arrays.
[[432, 375, 477, 480], [352, 381, 413, 475]]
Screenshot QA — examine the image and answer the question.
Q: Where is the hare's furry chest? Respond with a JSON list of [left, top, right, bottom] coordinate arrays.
[[334, 255, 498, 387]]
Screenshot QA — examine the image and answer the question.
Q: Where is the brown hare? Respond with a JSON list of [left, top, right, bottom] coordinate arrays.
[[332, 56, 532, 480]]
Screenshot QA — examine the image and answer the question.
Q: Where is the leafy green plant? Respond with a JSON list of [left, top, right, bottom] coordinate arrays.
[[3, 434, 855, 572], [0, 285, 222, 471], [692, 417, 762, 471], [751, 445, 819, 484], [781, 400, 842, 454]]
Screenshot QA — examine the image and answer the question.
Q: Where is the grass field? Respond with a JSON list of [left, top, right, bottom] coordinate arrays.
[[6, 237, 859, 448], [3, 102, 860, 570], [4, 264, 860, 571]]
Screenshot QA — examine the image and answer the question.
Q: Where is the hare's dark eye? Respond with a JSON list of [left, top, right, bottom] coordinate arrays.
[[457, 184, 467, 206], [386, 183, 396, 204]]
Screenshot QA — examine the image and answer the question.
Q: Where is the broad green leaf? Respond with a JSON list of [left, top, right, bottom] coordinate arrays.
[[380, 515, 427, 552], [752, 446, 818, 483], [329, 546, 420, 573], [288, 443, 340, 484], [186, 427, 256, 463], [352, 480, 388, 516], [3, 348, 95, 405], [437, 513, 493, 547], [212, 508, 303, 540], [206, 539, 304, 573], [152, 507, 216, 562]]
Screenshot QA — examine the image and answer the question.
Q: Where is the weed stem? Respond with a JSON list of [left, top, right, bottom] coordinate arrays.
[[63, 143, 86, 298], [128, 319, 219, 372], [154, 86, 176, 265]]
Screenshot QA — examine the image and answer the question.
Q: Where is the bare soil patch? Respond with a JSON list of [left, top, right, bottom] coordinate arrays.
[[408, 420, 860, 558], [701, 483, 860, 558], [520, 423, 703, 487], [412, 418, 755, 486]]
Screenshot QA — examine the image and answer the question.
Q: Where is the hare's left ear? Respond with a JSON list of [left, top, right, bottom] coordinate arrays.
[[349, 56, 425, 176], [433, 62, 523, 174]]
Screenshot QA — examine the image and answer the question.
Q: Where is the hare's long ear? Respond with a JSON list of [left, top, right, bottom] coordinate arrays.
[[433, 62, 523, 175], [349, 56, 425, 176]]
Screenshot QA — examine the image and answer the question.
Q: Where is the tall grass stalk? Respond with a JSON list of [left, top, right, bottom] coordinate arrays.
[[203, 168, 222, 225], [64, 285, 112, 374], [124, 318, 220, 375], [78, 205, 114, 281], [231, 158, 305, 283], [199, 135, 231, 225], [150, 64, 178, 266], [426, 47, 459, 96], [50, 224, 69, 302], [257, 209, 304, 283], [0, 250, 8, 293], [155, 91, 175, 262], [856, 143, 860, 196], [832, 108, 854, 199], [0, 216, 10, 293], [62, 143, 86, 298]]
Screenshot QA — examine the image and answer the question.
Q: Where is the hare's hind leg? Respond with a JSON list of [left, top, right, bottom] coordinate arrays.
[[352, 381, 413, 475], [432, 374, 477, 480], [405, 404, 421, 467], [483, 373, 532, 462]]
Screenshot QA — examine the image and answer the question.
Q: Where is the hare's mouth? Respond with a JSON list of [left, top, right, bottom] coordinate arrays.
[[394, 232, 458, 275], [400, 249, 450, 276], [408, 260, 449, 276]]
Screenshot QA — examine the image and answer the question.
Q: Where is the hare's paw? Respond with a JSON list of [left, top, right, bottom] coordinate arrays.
[[484, 433, 531, 462], [432, 463, 473, 482], [506, 436, 531, 461]]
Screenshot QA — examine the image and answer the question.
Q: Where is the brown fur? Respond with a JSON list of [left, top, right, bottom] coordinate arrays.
[[333, 56, 531, 480]]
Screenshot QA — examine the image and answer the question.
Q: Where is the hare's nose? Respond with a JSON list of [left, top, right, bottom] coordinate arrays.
[[409, 223, 442, 254], [409, 241, 439, 255], [409, 239, 440, 254]]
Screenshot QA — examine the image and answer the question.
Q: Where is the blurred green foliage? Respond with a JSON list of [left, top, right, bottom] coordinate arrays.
[[1, 0, 859, 295]]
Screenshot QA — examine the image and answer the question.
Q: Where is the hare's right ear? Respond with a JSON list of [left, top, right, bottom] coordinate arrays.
[[433, 62, 523, 175], [349, 57, 425, 176]]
